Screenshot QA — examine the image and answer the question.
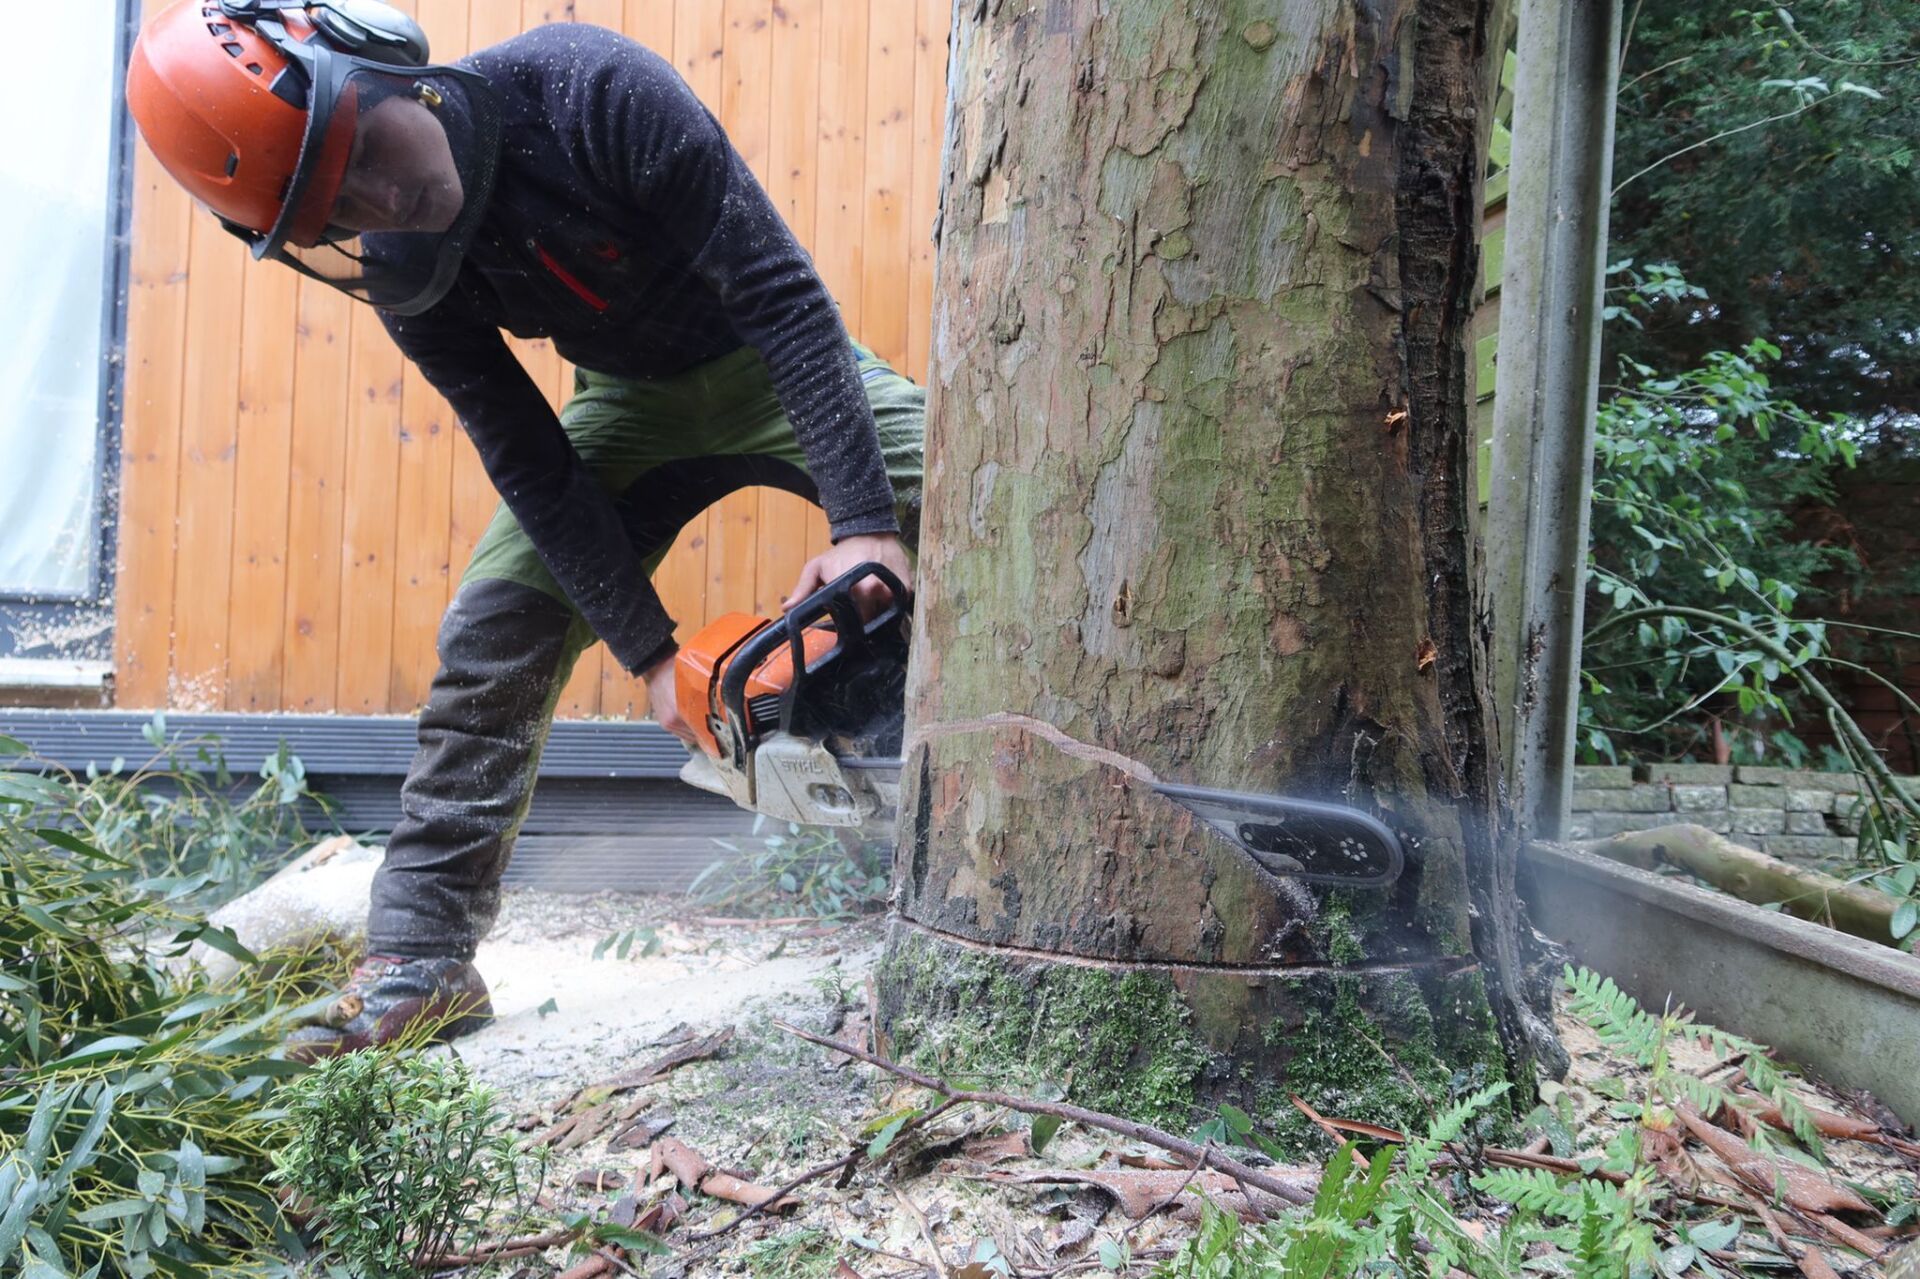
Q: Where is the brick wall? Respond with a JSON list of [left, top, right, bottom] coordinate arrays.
[[1567, 764, 1919, 866]]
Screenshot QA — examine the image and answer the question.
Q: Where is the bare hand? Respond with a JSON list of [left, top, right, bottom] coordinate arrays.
[[784, 532, 912, 618], [643, 651, 699, 749]]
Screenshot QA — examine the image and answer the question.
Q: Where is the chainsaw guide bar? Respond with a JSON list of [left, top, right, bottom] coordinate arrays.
[[676, 563, 1407, 889]]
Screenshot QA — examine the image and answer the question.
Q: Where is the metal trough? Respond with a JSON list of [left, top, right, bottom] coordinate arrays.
[[1525, 841, 1920, 1125]]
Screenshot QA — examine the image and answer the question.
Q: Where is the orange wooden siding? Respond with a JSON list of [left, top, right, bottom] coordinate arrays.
[[114, 0, 948, 717]]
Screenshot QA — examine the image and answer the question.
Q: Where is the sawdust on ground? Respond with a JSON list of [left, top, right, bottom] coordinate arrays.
[[443, 891, 1918, 1278]]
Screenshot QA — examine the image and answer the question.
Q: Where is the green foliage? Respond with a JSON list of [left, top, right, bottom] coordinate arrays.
[[272, 1052, 537, 1278], [0, 734, 326, 1277], [1581, 273, 1860, 766], [689, 818, 889, 920], [1155, 1088, 1522, 1279], [59, 715, 327, 909], [1610, 0, 1920, 437], [1470, 1171, 1661, 1279], [1561, 966, 1824, 1153], [1151, 969, 1832, 1279], [1858, 825, 1918, 943]]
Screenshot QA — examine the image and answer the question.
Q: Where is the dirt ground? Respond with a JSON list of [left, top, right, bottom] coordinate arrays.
[[442, 890, 1918, 1278]]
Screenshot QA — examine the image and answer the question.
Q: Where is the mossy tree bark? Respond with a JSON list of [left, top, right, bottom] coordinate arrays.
[[884, 0, 1562, 1141]]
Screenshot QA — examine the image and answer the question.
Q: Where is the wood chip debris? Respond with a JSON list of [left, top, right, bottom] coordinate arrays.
[[650, 1137, 800, 1213], [525, 1027, 734, 1149], [982, 1167, 1304, 1223]]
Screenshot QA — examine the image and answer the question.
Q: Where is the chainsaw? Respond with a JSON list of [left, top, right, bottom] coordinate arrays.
[[674, 564, 1406, 888]]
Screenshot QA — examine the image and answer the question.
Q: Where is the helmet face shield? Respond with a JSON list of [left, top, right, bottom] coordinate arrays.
[[251, 58, 500, 315]]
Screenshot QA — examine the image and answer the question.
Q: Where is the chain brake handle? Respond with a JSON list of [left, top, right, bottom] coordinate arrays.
[[716, 562, 911, 765]]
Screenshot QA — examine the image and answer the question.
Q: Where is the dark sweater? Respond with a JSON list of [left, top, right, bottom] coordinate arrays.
[[381, 24, 898, 674]]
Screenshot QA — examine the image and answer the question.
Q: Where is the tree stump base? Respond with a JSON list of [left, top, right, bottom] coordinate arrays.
[[878, 917, 1511, 1151]]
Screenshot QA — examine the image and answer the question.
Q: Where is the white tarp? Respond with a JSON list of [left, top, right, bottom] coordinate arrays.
[[0, 5, 118, 596]]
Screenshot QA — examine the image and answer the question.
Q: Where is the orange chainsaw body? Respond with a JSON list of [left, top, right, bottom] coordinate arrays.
[[675, 613, 840, 759]]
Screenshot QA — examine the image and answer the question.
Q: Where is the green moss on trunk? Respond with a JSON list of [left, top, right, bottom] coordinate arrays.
[[881, 924, 1212, 1127], [882, 923, 1511, 1147], [1255, 967, 1511, 1155]]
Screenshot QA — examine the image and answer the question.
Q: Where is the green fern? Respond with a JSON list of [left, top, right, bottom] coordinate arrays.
[[1562, 967, 1664, 1065], [1562, 966, 1826, 1159], [1403, 1081, 1510, 1181], [1473, 1167, 1584, 1216], [1664, 1071, 1737, 1118], [1703, 1025, 1825, 1154], [1570, 1185, 1614, 1279]]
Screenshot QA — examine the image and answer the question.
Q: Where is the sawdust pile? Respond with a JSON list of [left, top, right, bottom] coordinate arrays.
[[431, 892, 1917, 1278]]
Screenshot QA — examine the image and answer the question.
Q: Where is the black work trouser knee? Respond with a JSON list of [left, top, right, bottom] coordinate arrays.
[[366, 578, 583, 958]]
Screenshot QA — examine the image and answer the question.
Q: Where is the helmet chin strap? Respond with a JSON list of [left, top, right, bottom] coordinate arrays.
[[217, 0, 429, 67]]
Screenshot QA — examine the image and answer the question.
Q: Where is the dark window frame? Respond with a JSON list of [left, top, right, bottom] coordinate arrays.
[[0, 0, 139, 658]]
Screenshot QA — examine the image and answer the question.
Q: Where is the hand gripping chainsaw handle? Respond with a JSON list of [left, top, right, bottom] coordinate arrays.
[[714, 561, 911, 768]]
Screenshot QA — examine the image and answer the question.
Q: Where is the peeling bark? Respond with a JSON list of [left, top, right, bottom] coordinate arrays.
[[889, 0, 1561, 1119]]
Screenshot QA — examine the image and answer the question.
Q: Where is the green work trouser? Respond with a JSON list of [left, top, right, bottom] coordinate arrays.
[[366, 342, 926, 959]]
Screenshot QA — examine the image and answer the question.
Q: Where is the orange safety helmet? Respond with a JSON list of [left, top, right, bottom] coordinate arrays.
[[124, 1, 501, 316], [127, 3, 366, 248]]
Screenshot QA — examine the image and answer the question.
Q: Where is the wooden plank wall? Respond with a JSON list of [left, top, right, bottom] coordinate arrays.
[[114, 0, 951, 718]]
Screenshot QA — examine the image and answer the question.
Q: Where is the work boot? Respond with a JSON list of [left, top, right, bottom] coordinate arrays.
[[285, 954, 493, 1061]]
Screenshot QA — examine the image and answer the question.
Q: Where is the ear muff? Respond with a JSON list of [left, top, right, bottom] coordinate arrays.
[[308, 0, 429, 66], [219, 0, 429, 66]]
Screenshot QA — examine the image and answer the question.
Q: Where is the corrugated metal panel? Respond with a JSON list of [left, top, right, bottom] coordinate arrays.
[[0, 709, 689, 777], [0, 709, 761, 893]]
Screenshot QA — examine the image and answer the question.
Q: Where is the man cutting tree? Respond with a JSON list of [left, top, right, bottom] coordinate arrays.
[[125, 0, 924, 1055]]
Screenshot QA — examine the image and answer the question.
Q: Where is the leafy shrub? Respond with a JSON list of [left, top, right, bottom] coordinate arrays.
[[273, 1053, 536, 1277], [0, 734, 321, 1276], [1581, 267, 1861, 766], [690, 820, 890, 920], [64, 714, 328, 908]]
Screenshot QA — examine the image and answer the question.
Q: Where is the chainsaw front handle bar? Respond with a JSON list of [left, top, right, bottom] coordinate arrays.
[[716, 561, 912, 765]]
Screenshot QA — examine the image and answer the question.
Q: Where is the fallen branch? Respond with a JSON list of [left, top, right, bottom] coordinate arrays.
[[1805, 1211, 1891, 1260], [1582, 824, 1903, 945], [418, 1225, 582, 1269], [526, 1031, 731, 1146], [592, 1028, 736, 1096], [1733, 1087, 1886, 1144], [772, 1019, 1318, 1207], [1291, 1094, 1370, 1170], [1675, 1104, 1877, 1227], [981, 1166, 1294, 1223]]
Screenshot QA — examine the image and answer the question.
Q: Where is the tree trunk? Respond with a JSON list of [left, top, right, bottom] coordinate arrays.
[[883, 0, 1561, 1144]]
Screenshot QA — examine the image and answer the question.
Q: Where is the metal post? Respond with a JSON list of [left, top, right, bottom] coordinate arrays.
[[1486, 0, 1622, 842]]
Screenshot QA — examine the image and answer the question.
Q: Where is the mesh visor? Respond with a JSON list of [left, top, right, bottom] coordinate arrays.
[[265, 64, 499, 316]]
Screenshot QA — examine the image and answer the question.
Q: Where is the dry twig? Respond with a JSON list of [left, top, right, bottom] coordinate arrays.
[[418, 1225, 582, 1269], [773, 1020, 1318, 1207], [895, 1188, 954, 1279]]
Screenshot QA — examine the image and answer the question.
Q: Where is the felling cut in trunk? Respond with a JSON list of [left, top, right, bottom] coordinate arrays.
[[881, 0, 1562, 1143]]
